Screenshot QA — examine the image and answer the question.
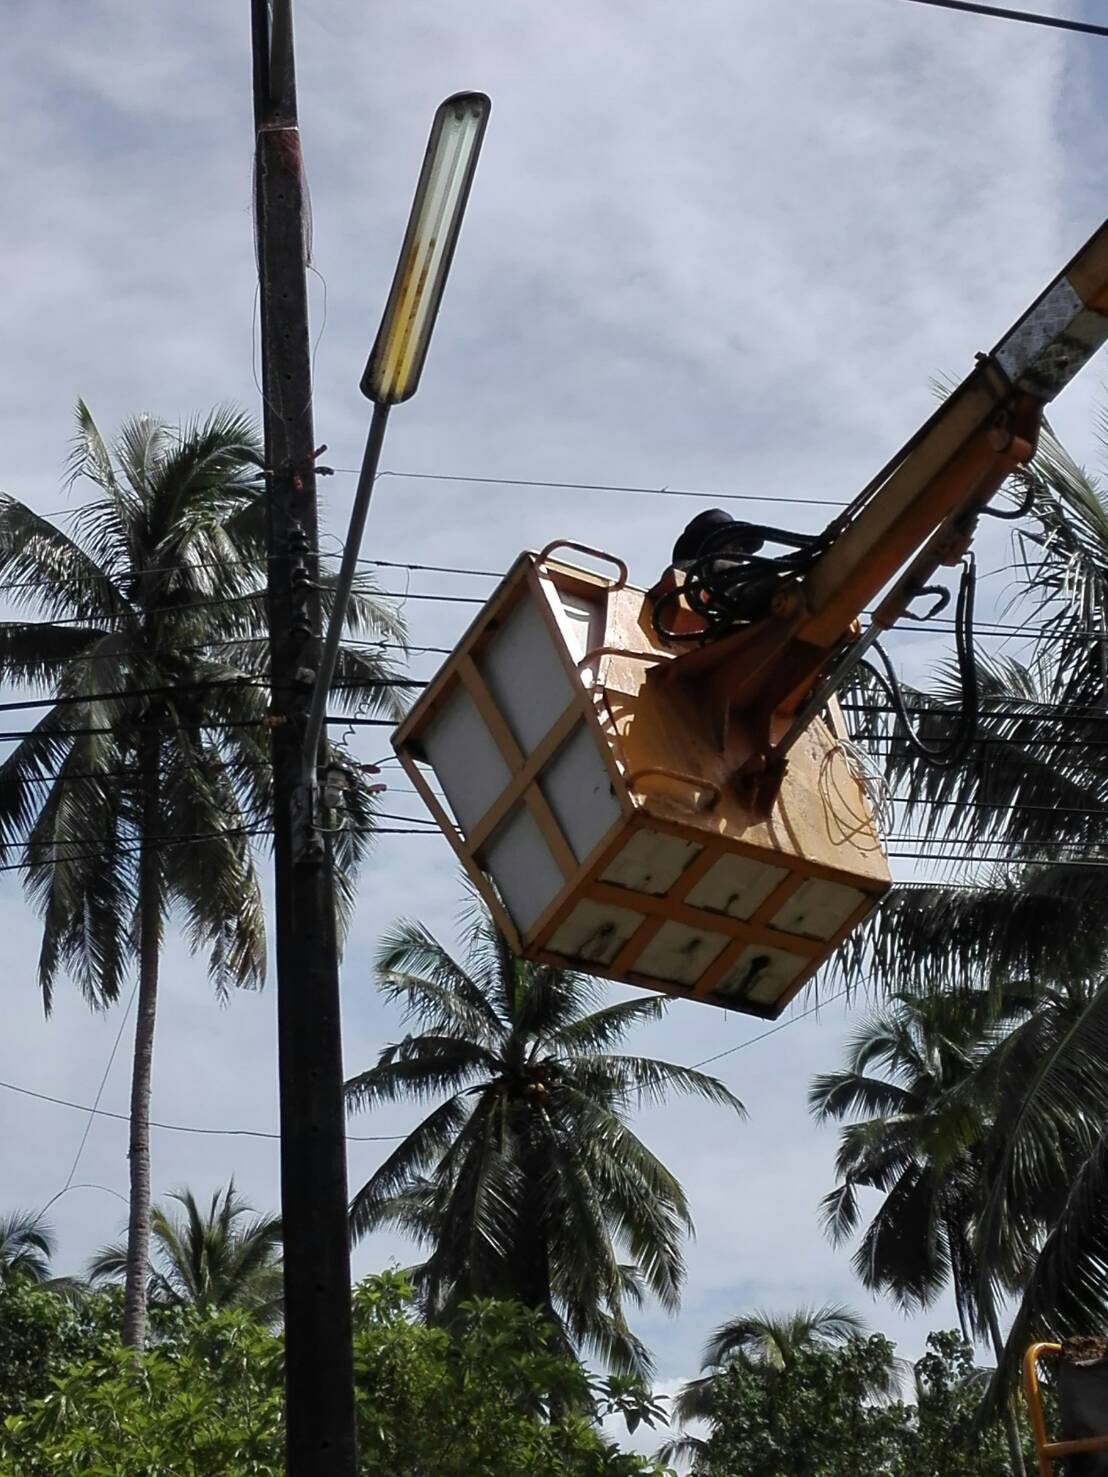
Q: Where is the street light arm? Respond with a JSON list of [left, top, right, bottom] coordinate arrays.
[[302, 401, 391, 780]]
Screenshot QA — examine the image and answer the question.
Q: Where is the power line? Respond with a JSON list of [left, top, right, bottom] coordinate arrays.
[[18, 636, 446, 674], [0, 672, 423, 719], [37, 1182, 129, 1217], [0, 547, 1094, 640], [0, 674, 269, 717], [2, 969, 857, 1141], [842, 698, 1108, 725], [901, 0, 1108, 39], [10, 807, 1098, 872], [385, 781, 1108, 821], [51, 983, 138, 1214], [0, 1077, 404, 1143], [0, 718, 270, 742], [0, 589, 483, 630], [0, 823, 275, 876], [366, 469, 852, 509], [887, 849, 1108, 866], [692, 986, 854, 1068], [0, 716, 276, 742], [0, 553, 501, 600], [1, 652, 1103, 726], [0, 824, 452, 877]]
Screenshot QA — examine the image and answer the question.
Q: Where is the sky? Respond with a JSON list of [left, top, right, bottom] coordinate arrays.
[[2, 0, 1107, 1443]]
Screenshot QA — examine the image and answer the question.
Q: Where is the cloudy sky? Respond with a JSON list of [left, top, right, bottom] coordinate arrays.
[[3, 0, 1107, 1426]]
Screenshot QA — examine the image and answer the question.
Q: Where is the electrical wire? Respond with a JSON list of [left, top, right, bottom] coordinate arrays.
[[0, 825, 452, 877], [692, 987, 854, 1068], [360, 468, 848, 508], [900, 0, 1108, 39], [652, 517, 824, 643], [19, 637, 447, 674], [0, 1077, 405, 1143], [3, 972, 866, 1144], [46, 981, 138, 1219], [0, 718, 271, 742], [0, 553, 501, 598], [0, 823, 274, 876], [384, 783, 1108, 821], [0, 674, 269, 717], [863, 555, 979, 769], [0, 555, 1095, 643], [0, 672, 425, 718], [7, 826, 1103, 874], [10, 669, 1108, 725]]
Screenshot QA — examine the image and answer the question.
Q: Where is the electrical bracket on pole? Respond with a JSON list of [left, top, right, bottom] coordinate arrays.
[[291, 780, 324, 866]]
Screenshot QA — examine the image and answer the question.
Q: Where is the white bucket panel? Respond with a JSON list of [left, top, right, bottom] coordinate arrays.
[[547, 898, 644, 966], [481, 804, 565, 936], [715, 945, 806, 1005], [554, 591, 601, 665], [422, 685, 511, 834], [539, 722, 621, 862], [479, 596, 575, 753], [770, 878, 868, 941], [685, 853, 789, 921], [636, 921, 729, 987], [601, 830, 702, 896]]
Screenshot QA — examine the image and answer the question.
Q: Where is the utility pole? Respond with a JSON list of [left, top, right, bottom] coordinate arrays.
[[250, 4, 357, 1475]]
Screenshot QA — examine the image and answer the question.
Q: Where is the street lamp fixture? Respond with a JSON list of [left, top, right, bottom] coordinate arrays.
[[362, 91, 491, 406], [303, 91, 490, 780]]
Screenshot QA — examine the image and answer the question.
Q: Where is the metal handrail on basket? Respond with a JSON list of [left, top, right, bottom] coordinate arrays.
[[1024, 1341, 1108, 1477], [536, 540, 628, 590]]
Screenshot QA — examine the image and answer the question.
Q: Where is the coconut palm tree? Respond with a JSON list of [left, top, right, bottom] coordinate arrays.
[[809, 991, 1034, 1338], [0, 1212, 54, 1284], [827, 409, 1108, 1431], [345, 894, 745, 1376], [695, 1304, 871, 1375], [0, 403, 405, 1347], [88, 1182, 283, 1323], [665, 1304, 884, 1467], [836, 414, 1108, 1007], [811, 992, 1042, 1473]]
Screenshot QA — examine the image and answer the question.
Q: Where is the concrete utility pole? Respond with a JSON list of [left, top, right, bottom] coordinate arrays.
[[250, 3, 358, 1474]]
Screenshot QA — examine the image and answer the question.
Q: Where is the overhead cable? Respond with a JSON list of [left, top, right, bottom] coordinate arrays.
[[900, 0, 1108, 39], [0, 1077, 404, 1143]]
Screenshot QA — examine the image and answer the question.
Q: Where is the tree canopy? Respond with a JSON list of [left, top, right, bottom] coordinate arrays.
[[345, 896, 743, 1375], [0, 1274, 668, 1477]]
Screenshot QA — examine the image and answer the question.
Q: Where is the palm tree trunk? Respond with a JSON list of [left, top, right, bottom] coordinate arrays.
[[986, 1302, 1027, 1477], [121, 734, 162, 1349], [944, 1213, 973, 1345], [519, 1128, 553, 1318]]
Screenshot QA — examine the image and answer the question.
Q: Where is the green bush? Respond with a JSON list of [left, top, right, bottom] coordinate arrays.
[[685, 1332, 1027, 1477], [0, 1274, 668, 1477]]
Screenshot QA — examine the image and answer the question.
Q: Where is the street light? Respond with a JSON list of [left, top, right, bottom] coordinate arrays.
[[362, 92, 491, 406], [303, 91, 490, 779]]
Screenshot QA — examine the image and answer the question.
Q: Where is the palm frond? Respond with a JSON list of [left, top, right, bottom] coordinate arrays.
[[700, 1303, 868, 1371], [0, 493, 133, 626], [818, 1180, 861, 1246], [840, 868, 1108, 995], [1013, 421, 1108, 708], [988, 1127, 1108, 1400], [348, 1095, 471, 1243], [0, 1211, 55, 1282], [546, 995, 666, 1053], [345, 1036, 498, 1111], [375, 919, 505, 1042]]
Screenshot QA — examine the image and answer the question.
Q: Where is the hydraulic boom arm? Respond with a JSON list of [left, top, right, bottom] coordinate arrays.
[[656, 217, 1108, 810]]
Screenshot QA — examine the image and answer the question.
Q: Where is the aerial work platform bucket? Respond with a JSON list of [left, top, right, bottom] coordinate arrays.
[[392, 543, 890, 1018]]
